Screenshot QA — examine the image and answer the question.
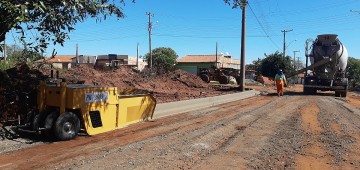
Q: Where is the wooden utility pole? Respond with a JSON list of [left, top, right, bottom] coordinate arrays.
[[239, 0, 247, 92], [147, 12, 154, 68]]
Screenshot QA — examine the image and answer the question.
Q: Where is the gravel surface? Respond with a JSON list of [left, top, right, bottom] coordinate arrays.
[[1, 85, 360, 170]]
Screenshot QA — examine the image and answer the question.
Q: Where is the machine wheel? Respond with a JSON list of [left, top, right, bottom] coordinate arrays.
[[341, 91, 347, 97], [32, 110, 49, 131], [200, 74, 210, 83], [303, 86, 311, 95], [43, 111, 60, 137], [335, 91, 340, 97], [54, 112, 80, 141], [218, 75, 229, 84]]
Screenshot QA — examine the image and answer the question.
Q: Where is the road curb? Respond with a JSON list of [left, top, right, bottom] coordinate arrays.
[[153, 89, 259, 118]]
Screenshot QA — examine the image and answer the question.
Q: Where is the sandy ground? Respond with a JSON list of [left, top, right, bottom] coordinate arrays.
[[1, 84, 360, 169]]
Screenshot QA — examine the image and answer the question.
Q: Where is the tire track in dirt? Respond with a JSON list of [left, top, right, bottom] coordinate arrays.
[[316, 97, 360, 169], [294, 96, 360, 169], [191, 95, 307, 169], [294, 96, 333, 169]]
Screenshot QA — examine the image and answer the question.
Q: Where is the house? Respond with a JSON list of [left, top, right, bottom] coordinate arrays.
[[38, 55, 76, 69], [71, 55, 97, 64], [94, 54, 129, 69], [128, 57, 147, 71], [176, 54, 240, 75]]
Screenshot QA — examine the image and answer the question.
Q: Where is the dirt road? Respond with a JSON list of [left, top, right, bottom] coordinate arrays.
[[1, 86, 360, 169]]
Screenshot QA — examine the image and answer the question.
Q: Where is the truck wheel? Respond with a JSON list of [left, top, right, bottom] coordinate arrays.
[[340, 91, 347, 97], [54, 112, 80, 141], [335, 91, 339, 97], [200, 74, 210, 83], [303, 87, 310, 95], [219, 75, 229, 84]]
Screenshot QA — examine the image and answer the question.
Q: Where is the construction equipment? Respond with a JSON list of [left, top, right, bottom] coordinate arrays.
[[17, 80, 156, 141], [298, 34, 348, 97], [199, 67, 240, 84]]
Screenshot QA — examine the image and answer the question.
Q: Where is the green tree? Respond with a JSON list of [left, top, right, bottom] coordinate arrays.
[[347, 57, 360, 87], [144, 47, 178, 73], [0, 44, 44, 70], [260, 51, 293, 78], [0, 0, 133, 53]]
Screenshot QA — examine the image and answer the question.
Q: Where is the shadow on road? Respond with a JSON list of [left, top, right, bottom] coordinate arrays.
[[266, 91, 335, 97]]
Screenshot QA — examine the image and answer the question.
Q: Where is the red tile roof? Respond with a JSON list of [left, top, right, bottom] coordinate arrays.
[[177, 54, 223, 63], [37, 55, 75, 63]]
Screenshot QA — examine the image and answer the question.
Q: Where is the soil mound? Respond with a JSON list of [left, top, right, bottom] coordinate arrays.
[[0, 63, 239, 125]]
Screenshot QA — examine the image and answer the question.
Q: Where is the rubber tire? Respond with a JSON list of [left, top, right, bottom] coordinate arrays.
[[335, 91, 340, 97], [219, 75, 229, 84], [54, 112, 80, 141], [32, 110, 49, 131], [341, 91, 347, 97], [44, 111, 60, 138], [44, 111, 59, 129], [200, 74, 210, 83]]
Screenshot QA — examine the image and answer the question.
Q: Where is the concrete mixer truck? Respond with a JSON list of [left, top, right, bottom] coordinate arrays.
[[300, 34, 348, 97]]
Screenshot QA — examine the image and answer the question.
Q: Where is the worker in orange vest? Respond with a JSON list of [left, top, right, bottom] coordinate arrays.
[[274, 69, 287, 96]]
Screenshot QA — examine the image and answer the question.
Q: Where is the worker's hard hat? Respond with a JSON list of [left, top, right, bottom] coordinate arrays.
[[279, 69, 283, 72]]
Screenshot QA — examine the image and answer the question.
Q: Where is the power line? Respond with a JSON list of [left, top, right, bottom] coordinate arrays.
[[248, 3, 280, 49]]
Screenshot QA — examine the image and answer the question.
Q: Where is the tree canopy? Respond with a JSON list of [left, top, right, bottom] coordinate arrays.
[[347, 57, 360, 87], [144, 47, 178, 73], [259, 51, 293, 78], [0, 0, 134, 53]]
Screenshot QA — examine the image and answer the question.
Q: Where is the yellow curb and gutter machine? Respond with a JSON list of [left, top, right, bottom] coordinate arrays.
[[18, 81, 156, 141]]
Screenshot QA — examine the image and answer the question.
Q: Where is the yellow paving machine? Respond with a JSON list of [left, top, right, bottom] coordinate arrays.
[[18, 81, 156, 141]]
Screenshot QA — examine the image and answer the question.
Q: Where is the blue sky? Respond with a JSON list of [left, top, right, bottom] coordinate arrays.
[[7, 0, 360, 64]]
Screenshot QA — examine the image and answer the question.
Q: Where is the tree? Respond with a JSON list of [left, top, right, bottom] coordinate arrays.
[[223, 0, 244, 8], [259, 51, 293, 78], [347, 57, 360, 87], [144, 47, 178, 73], [0, 0, 133, 53]]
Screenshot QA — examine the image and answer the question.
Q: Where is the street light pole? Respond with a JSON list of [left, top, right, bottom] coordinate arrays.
[[293, 50, 300, 70], [281, 29, 293, 58], [239, 0, 247, 92]]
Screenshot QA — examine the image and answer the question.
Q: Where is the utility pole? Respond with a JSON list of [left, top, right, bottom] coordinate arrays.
[[239, 0, 247, 92], [146, 12, 154, 68], [76, 43, 78, 63], [293, 50, 299, 70], [281, 29, 293, 58], [3, 35, 6, 60], [136, 43, 139, 68], [215, 41, 218, 68]]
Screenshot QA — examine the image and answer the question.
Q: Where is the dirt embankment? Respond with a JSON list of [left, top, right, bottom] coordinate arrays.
[[0, 63, 239, 124]]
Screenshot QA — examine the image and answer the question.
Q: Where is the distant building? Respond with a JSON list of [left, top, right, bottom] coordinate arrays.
[[71, 55, 97, 64], [176, 54, 240, 75], [37, 55, 76, 69], [128, 57, 147, 71], [94, 54, 129, 69]]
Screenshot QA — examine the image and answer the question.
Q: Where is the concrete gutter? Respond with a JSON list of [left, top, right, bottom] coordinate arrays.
[[153, 89, 259, 118]]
